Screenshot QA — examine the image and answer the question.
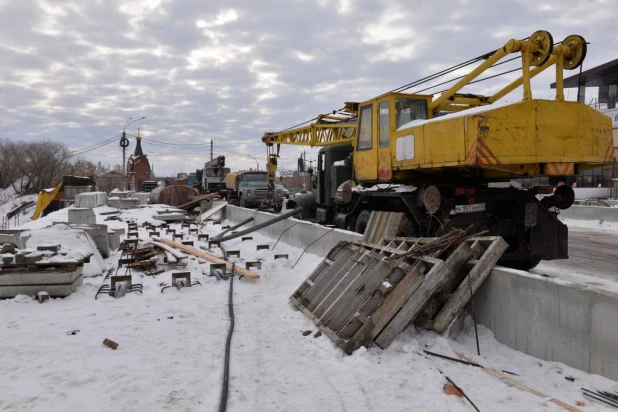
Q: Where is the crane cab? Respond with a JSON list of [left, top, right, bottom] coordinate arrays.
[[353, 93, 433, 182]]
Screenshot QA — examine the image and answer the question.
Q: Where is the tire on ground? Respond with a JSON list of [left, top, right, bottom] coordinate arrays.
[[354, 210, 372, 235]]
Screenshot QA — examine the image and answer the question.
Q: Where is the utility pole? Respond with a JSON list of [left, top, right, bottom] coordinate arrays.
[[210, 141, 213, 161]]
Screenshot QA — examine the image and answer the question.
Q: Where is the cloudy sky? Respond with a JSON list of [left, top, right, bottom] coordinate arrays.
[[1, 0, 617, 177]]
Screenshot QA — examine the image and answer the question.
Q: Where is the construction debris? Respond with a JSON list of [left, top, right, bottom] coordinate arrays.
[[581, 388, 618, 409], [290, 231, 508, 353], [215, 207, 303, 242], [152, 237, 260, 280], [196, 201, 228, 222], [456, 352, 583, 412], [362, 211, 405, 243], [177, 193, 221, 211], [102, 338, 119, 350]]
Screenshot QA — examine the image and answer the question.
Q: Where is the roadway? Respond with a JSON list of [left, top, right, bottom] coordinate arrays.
[[533, 227, 618, 283]]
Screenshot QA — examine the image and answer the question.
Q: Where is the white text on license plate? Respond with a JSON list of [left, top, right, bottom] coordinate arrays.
[[455, 203, 486, 213]]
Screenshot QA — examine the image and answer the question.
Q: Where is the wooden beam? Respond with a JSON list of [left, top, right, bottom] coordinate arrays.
[[147, 240, 188, 260], [196, 201, 227, 222], [374, 241, 473, 349], [432, 237, 508, 334], [456, 352, 583, 412], [152, 237, 260, 280]]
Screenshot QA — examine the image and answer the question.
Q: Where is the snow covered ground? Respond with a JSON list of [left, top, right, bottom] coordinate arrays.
[[1, 205, 617, 411]]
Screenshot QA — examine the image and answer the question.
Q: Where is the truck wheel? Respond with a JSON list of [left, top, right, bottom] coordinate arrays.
[[354, 210, 372, 234]]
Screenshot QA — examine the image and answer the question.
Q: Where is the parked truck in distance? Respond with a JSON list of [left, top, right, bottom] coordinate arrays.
[[226, 170, 284, 212], [197, 156, 230, 196]]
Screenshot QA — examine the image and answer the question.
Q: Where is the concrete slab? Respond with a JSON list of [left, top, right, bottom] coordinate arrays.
[[108, 198, 140, 209], [154, 213, 189, 222], [75, 192, 107, 208], [559, 205, 618, 223], [475, 268, 618, 381], [68, 208, 96, 225], [133, 193, 150, 205], [221, 205, 362, 256], [0, 267, 83, 298]]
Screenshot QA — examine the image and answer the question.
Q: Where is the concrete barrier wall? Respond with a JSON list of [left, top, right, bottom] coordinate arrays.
[[221, 205, 362, 255], [222, 205, 618, 380], [475, 268, 618, 380], [559, 205, 618, 223], [573, 187, 611, 200]]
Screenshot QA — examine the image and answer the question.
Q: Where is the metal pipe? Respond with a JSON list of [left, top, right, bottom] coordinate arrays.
[[213, 217, 255, 240], [216, 207, 303, 243]]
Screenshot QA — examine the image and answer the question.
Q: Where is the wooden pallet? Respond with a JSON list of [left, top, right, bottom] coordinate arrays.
[[362, 211, 406, 244], [290, 235, 507, 353]]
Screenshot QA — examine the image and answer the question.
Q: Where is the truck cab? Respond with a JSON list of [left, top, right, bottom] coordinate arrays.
[[228, 171, 285, 212]]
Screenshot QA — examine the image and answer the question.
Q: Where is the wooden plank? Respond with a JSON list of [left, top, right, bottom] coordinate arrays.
[[374, 242, 473, 349], [317, 252, 382, 326], [178, 193, 220, 210], [353, 241, 443, 265], [147, 240, 188, 260], [312, 251, 374, 320], [152, 237, 259, 280], [363, 212, 405, 243], [341, 264, 424, 352], [302, 247, 362, 310], [196, 201, 227, 222], [164, 251, 178, 264], [456, 352, 583, 412], [432, 237, 508, 334], [325, 255, 395, 333]]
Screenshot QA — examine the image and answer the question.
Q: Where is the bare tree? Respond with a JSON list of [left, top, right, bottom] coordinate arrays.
[[69, 158, 97, 177], [0, 139, 22, 190]]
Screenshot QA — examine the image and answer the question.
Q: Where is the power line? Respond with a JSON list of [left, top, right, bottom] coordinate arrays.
[[69, 134, 121, 157]]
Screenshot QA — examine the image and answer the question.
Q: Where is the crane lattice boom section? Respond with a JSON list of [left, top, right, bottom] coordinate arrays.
[[264, 122, 357, 147]]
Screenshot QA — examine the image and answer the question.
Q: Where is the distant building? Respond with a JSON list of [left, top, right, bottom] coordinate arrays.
[[97, 170, 127, 193], [126, 129, 152, 191]]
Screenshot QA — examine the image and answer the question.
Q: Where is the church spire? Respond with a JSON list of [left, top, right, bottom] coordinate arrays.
[[134, 127, 144, 157]]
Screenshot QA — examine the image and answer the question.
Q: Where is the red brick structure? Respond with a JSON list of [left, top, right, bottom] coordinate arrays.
[[126, 129, 151, 191]]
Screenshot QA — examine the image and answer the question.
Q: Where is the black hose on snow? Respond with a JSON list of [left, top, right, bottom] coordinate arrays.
[[219, 263, 235, 412]]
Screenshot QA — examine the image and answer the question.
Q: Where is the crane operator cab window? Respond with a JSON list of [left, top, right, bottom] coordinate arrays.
[[395, 98, 428, 129], [357, 104, 373, 151]]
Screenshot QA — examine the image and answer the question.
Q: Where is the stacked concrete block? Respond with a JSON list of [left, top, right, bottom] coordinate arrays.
[[133, 192, 150, 205], [107, 229, 122, 251], [75, 192, 108, 208], [107, 197, 140, 209], [0, 266, 83, 298], [64, 185, 94, 201], [68, 208, 97, 225]]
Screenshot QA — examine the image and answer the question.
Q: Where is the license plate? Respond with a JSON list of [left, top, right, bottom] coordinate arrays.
[[455, 203, 486, 213]]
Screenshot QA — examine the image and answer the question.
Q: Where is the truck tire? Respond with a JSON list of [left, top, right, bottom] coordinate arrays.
[[240, 196, 246, 208], [354, 210, 372, 235]]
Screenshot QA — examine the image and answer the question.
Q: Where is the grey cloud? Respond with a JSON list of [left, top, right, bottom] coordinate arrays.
[[1, 0, 617, 175]]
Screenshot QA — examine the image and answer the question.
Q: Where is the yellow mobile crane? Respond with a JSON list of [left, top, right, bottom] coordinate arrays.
[[262, 31, 614, 269]]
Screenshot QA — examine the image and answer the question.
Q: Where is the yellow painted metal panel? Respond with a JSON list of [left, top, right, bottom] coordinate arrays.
[[424, 116, 467, 165], [476, 101, 537, 164], [386, 99, 612, 182]]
